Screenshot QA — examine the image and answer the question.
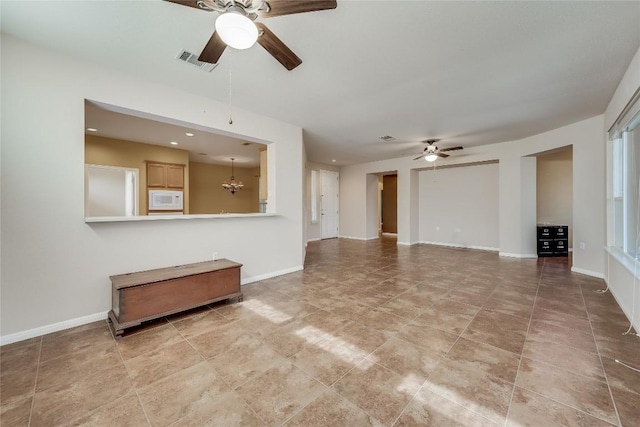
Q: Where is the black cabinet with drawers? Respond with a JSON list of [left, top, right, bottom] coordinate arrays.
[[537, 225, 568, 257]]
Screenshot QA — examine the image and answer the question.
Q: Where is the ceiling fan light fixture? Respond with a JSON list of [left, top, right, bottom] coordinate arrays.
[[425, 153, 438, 162], [215, 10, 258, 50]]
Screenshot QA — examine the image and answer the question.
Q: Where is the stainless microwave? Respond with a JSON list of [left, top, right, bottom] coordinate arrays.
[[148, 190, 183, 211]]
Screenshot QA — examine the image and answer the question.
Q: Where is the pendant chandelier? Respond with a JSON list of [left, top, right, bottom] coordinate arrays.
[[222, 158, 244, 195]]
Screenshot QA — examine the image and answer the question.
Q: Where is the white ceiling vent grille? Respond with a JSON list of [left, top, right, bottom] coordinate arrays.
[[176, 49, 217, 72]]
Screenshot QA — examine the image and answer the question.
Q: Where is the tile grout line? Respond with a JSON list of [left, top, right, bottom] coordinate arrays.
[[26, 335, 43, 427], [165, 317, 280, 426], [502, 257, 546, 427], [54, 319, 151, 425], [166, 319, 209, 363], [506, 266, 627, 426], [275, 376, 329, 427], [226, 348, 316, 426], [390, 292, 488, 426], [578, 278, 624, 427], [514, 383, 618, 426], [165, 317, 242, 397], [517, 311, 607, 356], [293, 319, 396, 391], [108, 320, 153, 427], [329, 360, 405, 426], [285, 301, 435, 426]]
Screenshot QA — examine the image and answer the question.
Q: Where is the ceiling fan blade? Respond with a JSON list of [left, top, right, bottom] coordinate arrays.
[[164, 0, 203, 9], [437, 152, 450, 158], [255, 22, 302, 70], [261, 0, 337, 18], [198, 30, 227, 64], [413, 155, 425, 160], [439, 146, 464, 152]]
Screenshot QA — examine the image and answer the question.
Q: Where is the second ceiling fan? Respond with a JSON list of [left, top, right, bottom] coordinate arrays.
[[413, 139, 464, 162], [167, 0, 337, 70]]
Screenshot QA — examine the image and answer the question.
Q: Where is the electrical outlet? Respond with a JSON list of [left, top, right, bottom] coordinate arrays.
[[579, 242, 586, 250], [212, 252, 218, 261]]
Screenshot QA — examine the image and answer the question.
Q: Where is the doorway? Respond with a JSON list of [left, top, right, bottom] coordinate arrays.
[[381, 174, 398, 234], [536, 146, 573, 251], [321, 170, 339, 239]]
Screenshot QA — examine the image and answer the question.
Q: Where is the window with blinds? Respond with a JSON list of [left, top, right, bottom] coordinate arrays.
[[609, 90, 640, 259]]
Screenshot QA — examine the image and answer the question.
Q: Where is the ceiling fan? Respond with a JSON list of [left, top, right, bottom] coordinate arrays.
[[413, 139, 464, 162], [166, 0, 337, 70]]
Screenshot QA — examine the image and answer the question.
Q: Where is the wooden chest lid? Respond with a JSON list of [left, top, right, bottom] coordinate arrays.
[[110, 259, 242, 289]]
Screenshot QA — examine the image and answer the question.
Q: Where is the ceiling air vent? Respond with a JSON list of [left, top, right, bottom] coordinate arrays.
[[176, 49, 217, 72], [378, 135, 395, 141]]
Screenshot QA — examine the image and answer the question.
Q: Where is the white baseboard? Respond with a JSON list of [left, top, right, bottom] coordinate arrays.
[[338, 235, 378, 241], [571, 266, 605, 279], [422, 241, 499, 252], [397, 241, 418, 246], [499, 252, 539, 259], [306, 238, 321, 243], [381, 232, 397, 237], [0, 311, 110, 346], [241, 265, 304, 285]]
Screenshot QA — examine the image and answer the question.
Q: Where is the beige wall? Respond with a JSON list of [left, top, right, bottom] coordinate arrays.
[[420, 163, 499, 250], [537, 147, 573, 247], [189, 161, 260, 214], [85, 135, 190, 214]]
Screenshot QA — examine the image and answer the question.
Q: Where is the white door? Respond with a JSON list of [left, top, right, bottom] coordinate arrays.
[[321, 170, 339, 239]]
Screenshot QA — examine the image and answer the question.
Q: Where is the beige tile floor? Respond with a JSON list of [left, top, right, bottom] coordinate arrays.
[[2, 237, 639, 426]]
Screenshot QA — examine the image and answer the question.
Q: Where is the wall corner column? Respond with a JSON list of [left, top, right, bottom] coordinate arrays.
[[365, 173, 380, 239], [397, 168, 420, 245], [499, 156, 537, 257]]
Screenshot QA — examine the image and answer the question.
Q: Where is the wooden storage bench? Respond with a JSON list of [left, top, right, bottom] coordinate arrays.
[[108, 259, 242, 337]]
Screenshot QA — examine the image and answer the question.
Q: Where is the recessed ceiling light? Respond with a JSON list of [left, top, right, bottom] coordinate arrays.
[[170, 141, 178, 145], [185, 132, 194, 137], [332, 159, 336, 163], [86, 128, 98, 132]]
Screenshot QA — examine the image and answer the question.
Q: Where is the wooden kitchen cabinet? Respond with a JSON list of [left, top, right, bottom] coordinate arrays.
[[147, 162, 184, 189], [147, 163, 166, 187], [166, 165, 184, 188]]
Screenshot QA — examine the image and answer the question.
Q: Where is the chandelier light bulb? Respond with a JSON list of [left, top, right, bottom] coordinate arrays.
[[222, 158, 244, 195], [425, 153, 438, 162]]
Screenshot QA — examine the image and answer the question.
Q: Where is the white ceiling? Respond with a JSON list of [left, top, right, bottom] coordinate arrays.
[[2, 1, 639, 166]]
